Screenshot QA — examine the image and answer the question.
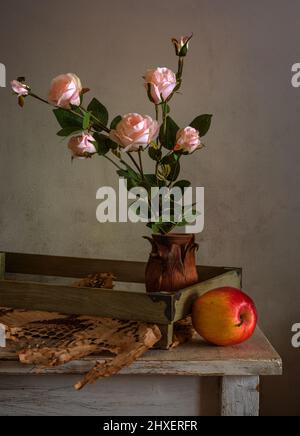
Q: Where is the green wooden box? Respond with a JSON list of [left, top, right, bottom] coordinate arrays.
[[0, 252, 242, 349]]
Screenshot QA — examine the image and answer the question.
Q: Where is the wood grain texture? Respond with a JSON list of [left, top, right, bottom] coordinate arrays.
[[0, 280, 172, 324], [0, 328, 282, 377], [4, 253, 146, 282], [221, 376, 260, 416], [0, 270, 241, 328], [3, 252, 240, 282], [0, 375, 213, 416]]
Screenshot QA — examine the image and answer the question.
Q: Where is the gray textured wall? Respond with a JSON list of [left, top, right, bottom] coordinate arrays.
[[0, 0, 299, 416]]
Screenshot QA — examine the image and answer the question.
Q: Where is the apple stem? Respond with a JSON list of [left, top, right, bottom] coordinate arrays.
[[236, 314, 246, 328]]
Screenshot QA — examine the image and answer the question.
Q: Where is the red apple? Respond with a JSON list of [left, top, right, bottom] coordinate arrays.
[[192, 287, 258, 346]]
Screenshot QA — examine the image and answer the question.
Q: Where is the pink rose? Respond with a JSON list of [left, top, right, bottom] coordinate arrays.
[[174, 127, 202, 154], [11, 80, 29, 97], [68, 133, 96, 158], [48, 73, 82, 108], [144, 68, 177, 104], [110, 113, 159, 152]]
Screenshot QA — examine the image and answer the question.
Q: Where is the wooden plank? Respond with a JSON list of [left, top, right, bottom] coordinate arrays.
[[0, 281, 173, 324], [0, 270, 242, 327], [0, 356, 282, 377], [0, 329, 282, 377], [198, 266, 242, 284], [3, 252, 238, 282], [221, 376, 260, 416], [174, 270, 242, 322], [0, 375, 206, 416], [4, 252, 146, 282]]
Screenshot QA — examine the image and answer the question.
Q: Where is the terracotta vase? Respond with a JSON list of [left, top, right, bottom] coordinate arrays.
[[144, 233, 199, 294]]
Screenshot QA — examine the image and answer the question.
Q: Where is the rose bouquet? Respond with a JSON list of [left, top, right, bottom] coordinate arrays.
[[11, 35, 212, 237]]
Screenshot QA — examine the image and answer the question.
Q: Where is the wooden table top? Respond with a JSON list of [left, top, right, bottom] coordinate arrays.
[[0, 328, 282, 377]]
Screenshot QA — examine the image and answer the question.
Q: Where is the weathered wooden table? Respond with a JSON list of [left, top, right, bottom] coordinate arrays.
[[0, 328, 282, 416]]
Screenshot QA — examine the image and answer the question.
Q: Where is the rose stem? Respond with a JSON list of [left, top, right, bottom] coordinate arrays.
[[138, 149, 145, 179], [155, 105, 159, 122], [103, 155, 123, 171], [29, 92, 110, 134], [127, 153, 143, 176], [29, 92, 85, 122]]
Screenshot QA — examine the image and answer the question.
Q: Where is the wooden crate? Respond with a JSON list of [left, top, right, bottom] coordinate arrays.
[[0, 252, 242, 349]]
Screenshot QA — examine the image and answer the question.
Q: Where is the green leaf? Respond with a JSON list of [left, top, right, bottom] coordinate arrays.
[[170, 163, 180, 183], [56, 127, 82, 137], [93, 133, 111, 156], [107, 138, 119, 150], [117, 168, 141, 191], [53, 108, 82, 129], [87, 98, 109, 127], [110, 115, 122, 130], [190, 114, 213, 137], [148, 145, 162, 162], [159, 116, 180, 150], [165, 104, 171, 114], [178, 207, 200, 227], [173, 180, 191, 190], [83, 111, 91, 130], [147, 221, 176, 235], [144, 174, 165, 188], [143, 174, 157, 187], [160, 153, 181, 182], [149, 209, 198, 233]]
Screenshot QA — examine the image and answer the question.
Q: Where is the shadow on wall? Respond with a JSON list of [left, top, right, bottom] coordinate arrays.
[[262, 319, 300, 416]]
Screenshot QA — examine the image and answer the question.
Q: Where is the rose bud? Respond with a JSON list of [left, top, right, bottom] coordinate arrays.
[[11, 80, 29, 97], [174, 127, 202, 154], [48, 73, 82, 108], [172, 34, 193, 57], [110, 113, 159, 152], [68, 133, 96, 158], [144, 68, 177, 104]]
